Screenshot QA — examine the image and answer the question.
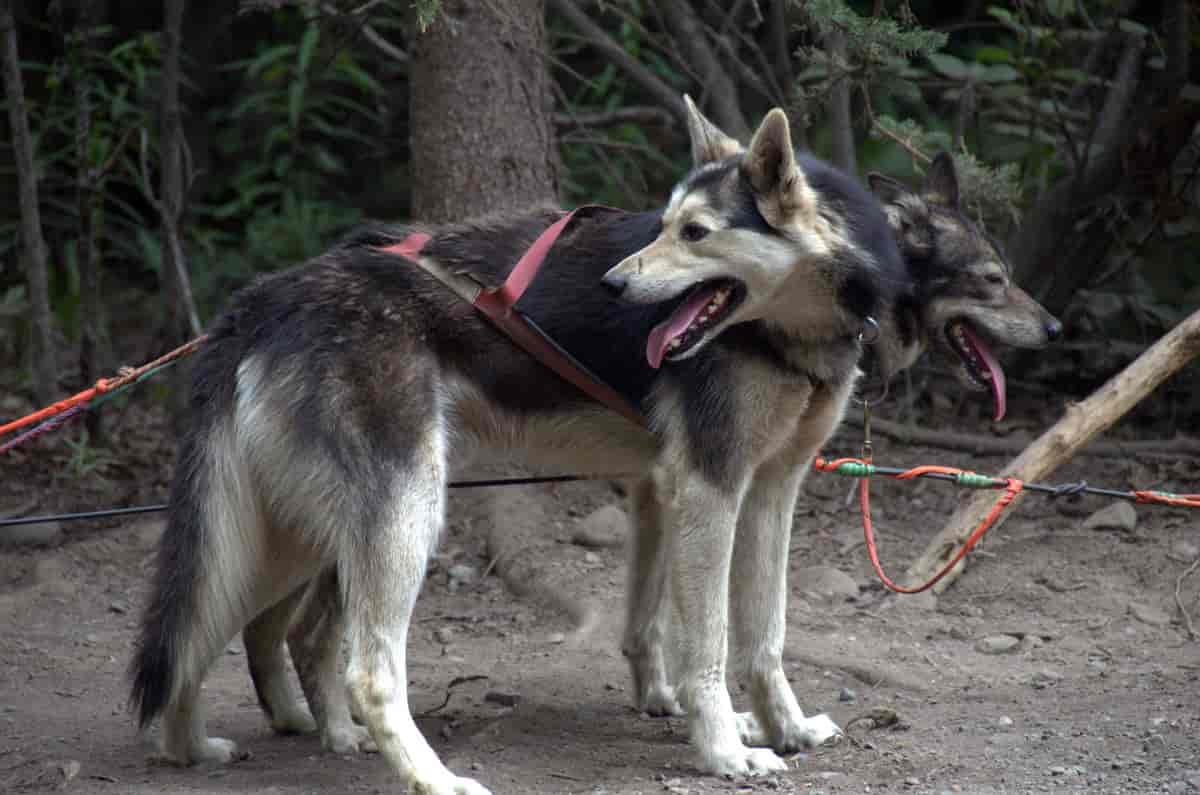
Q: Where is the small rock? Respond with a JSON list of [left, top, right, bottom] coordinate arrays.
[[1183, 770, 1200, 790], [997, 715, 1014, 727], [447, 563, 478, 582], [0, 519, 62, 547], [794, 566, 859, 601], [484, 691, 520, 708], [949, 626, 972, 642], [583, 551, 601, 565], [1048, 765, 1068, 776], [433, 627, 455, 645], [109, 602, 127, 615], [1169, 540, 1199, 563], [439, 725, 453, 740], [59, 760, 81, 784], [904, 777, 920, 787], [1030, 669, 1063, 689], [547, 632, 565, 644], [1082, 501, 1137, 532], [570, 504, 628, 549], [976, 635, 1020, 654], [895, 590, 938, 612], [838, 687, 857, 703], [1129, 602, 1171, 627]]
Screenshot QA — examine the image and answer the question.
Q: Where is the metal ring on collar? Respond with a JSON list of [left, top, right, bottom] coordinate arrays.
[[858, 316, 880, 345]]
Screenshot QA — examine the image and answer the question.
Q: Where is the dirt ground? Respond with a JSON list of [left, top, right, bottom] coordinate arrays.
[[2, 381, 1199, 795]]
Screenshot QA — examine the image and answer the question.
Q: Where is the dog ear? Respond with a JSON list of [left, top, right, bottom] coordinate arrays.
[[867, 172, 910, 206], [869, 172, 933, 257], [683, 95, 741, 165], [922, 152, 960, 208], [742, 108, 817, 230]]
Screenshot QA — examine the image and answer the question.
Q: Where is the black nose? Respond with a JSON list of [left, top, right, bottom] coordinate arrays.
[[601, 271, 627, 297], [1045, 317, 1063, 341]]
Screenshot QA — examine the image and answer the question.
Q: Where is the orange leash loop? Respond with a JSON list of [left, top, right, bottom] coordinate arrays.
[[814, 456, 1024, 594]]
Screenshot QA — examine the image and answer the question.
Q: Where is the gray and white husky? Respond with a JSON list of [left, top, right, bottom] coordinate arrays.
[[130, 97, 1057, 794]]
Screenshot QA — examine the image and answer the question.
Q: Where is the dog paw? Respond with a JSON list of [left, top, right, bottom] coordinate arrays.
[[776, 713, 842, 753], [411, 773, 493, 795], [738, 710, 842, 753], [270, 705, 317, 735], [323, 723, 377, 754], [700, 744, 788, 778], [190, 737, 239, 765], [639, 683, 685, 717]]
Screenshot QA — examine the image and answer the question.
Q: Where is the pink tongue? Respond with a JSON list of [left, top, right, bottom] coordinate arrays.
[[645, 286, 718, 369], [961, 324, 1007, 422]]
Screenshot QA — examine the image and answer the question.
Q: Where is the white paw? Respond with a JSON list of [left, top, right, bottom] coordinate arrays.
[[700, 744, 788, 777], [270, 705, 317, 735], [735, 711, 768, 747], [190, 737, 239, 764], [736, 710, 842, 753], [411, 773, 493, 795], [323, 723, 377, 754], [790, 713, 841, 749], [640, 683, 685, 717]]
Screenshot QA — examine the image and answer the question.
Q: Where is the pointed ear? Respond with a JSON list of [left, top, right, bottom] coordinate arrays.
[[684, 94, 741, 165], [867, 172, 910, 206], [922, 152, 960, 208], [742, 108, 816, 231]]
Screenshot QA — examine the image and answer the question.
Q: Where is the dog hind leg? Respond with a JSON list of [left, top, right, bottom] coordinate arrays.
[[622, 477, 683, 716], [340, 429, 490, 795], [288, 569, 375, 754], [244, 585, 317, 735]]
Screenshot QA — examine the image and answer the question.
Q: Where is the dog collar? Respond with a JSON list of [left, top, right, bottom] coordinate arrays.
[[377, 208, 647, 428]]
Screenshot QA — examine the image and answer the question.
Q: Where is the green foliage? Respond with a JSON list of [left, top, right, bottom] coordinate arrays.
[[800, 0, 946, 64], [185, 10, 385, 311]]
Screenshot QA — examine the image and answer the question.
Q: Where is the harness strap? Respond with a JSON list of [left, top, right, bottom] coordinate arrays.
[[377, 208, 646, 428]]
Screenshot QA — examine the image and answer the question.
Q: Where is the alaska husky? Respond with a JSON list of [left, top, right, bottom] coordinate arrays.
[[622, 151, 1063, 739], [129, 96, 1053, 794]]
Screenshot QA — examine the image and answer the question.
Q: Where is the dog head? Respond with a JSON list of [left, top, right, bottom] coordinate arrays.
[[868, 154, 1062, 420], [602, 97, 894, 370]]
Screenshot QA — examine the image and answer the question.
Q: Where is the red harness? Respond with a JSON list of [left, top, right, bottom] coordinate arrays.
[[376, 208, 646, 427]]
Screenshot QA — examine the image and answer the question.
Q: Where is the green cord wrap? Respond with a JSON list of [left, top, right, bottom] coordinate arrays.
[[955, 472, 1004, 489], [834, 462, 875, 477]]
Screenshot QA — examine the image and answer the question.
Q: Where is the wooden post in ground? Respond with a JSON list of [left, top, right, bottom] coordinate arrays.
[[904, 307, 1200, 593]]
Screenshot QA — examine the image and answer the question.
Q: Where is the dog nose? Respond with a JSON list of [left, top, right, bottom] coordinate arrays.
[[601, 271, 628, 297], [1045, 317, 1063, 341]]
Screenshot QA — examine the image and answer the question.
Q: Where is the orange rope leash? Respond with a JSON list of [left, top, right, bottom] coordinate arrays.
[[0, 335, 209, 440], [814, 456, 1024, 594]]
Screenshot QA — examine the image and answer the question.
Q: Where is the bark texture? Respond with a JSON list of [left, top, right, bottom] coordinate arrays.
[[1, 0, 56, 404], [410, 0, 559, 221]]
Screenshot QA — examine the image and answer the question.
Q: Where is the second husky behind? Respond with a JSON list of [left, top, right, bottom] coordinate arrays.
[[131, 98, 1057, 794]]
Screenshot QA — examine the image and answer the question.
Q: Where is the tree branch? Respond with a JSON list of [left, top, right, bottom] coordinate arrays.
[[547, 0, 686, 125], [553, 106, 675, 131], [656, 0, 750, 139]]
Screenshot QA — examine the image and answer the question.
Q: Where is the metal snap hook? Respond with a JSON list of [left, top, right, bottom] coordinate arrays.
[[857, 316, 880, 345]]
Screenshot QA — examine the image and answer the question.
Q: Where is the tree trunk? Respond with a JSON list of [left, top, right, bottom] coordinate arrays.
[[159, 0, 202, 431], [825, 29, 856, 174], [410, 0, 558, 222], [1, 0, 56, 405], [75, 0, 104, 439]]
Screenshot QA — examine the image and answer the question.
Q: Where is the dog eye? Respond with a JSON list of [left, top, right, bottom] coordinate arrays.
[[680, 223, 711, 243], [985, 273, 1006, 285]]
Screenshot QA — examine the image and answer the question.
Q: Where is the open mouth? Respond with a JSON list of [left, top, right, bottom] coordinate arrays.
[[646, 279, 746, 369], [945, 320, 1007, 422]]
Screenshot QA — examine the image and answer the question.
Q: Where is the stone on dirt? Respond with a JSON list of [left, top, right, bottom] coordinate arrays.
[[794, 566, 859, 601], [1082, 501, 1137, 532], [484, 691, 519, 707], [1, 519, 62, 547], [1128, 601, 1172, 627], [976, 634, 1020, 654], [570, 503, 628, 549]]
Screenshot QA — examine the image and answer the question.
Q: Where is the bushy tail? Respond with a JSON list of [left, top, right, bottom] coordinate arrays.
[[129, 436, 209, 728]]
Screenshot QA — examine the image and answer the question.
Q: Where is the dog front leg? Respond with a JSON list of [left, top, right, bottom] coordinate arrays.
[[668, 473, 787, 777], [730, 452, 841, 753]]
